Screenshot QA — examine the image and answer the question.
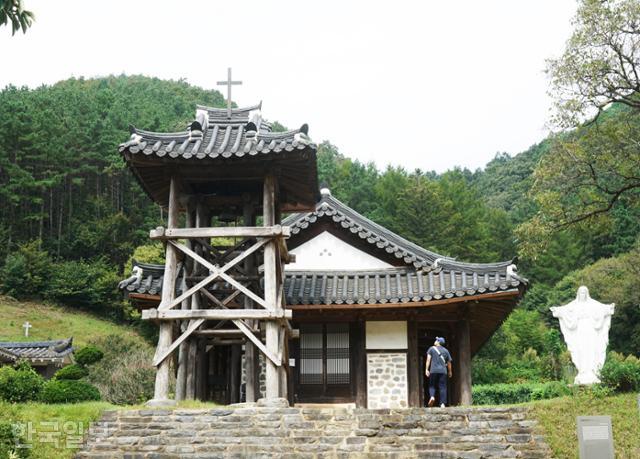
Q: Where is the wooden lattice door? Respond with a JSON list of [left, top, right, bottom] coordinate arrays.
[[297, 323, 353, 402]]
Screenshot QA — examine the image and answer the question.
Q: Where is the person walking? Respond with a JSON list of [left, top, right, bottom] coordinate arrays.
[[425, 336, 452, 407]]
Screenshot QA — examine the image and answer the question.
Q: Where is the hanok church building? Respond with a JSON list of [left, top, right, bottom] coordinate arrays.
[[119, 90, 526, 409]]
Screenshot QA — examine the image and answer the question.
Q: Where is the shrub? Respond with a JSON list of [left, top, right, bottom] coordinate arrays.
[[85, 335, 156, 405], [0, 421, 29, 458], [74, 345, 104, 366], [599, 352, 640, 392], [40, 380, 101, 404], [53, 364, 88, 380], [0, 364, 44, 403], [126, 243, 165, 268], [46, 258, 120, 313], [473, 381, 571, 405], [1, 240, 52, 299]]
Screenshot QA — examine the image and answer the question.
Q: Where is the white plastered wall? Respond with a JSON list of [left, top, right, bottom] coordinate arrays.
[[366, 321, 408, 350], [287, 231, 393, 271]]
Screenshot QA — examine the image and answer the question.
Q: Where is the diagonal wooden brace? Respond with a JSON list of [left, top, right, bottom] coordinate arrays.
[[153, 318, 205, 366], [232, 319, 280, 366], [217, 271, 268, 309], [197, 289, 280, 366]]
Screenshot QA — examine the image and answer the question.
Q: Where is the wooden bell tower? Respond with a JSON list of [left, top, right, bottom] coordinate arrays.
[[119, 85, 318, 405]]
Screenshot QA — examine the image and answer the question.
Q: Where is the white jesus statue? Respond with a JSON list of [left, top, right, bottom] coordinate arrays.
[[550, 286, 615, 385]]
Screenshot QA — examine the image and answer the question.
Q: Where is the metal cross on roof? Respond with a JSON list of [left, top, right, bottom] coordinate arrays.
[[217, 67, 242, 118]]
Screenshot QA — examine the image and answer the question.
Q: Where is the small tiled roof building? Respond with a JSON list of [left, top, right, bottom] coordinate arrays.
[[0, 338, 74, 378]]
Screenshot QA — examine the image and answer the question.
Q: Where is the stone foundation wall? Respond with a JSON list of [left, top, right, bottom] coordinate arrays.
[[367, 352, 408, 409], [77, 403, 551, 458], [240, 350, 266, 400]]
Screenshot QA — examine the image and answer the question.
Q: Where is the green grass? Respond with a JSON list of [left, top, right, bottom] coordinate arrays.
[[0, 400, 220, 459], [530, 392, 640, 458], [0, 401, 117, 459], [0, 296, 146, 346]]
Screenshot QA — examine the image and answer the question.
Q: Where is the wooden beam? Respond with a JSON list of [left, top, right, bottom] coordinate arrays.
[[194, 329, 259, 337], [230, 344, 241, 403], [150, 225, 291, 240], [264, 173, 282, 399], [195, 340, 208, 401], [158, 238, 268, 311], [193, 328, 299, 339], [142, 308, 292, 320], [354, 321, 367, 408], [198, 286, 281, 366], [176, 204, 196, 402], [205, 339, 246, 345], [128, 293, 161, 302], [458, 316, 472, 406], [150, 175, 180, 404], [286, 290, 521, 311], [217, 270, 268, 309], [243, 198, 260, 403], [407, 320, 420, 407], [153, 319, 206, 367], [233, 317, 280, 366]]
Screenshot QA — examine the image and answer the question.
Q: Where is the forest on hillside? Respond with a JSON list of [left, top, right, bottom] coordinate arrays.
[[0, 74, 638, 385]]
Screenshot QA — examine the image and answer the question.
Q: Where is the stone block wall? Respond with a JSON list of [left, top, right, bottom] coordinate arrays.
[[77, 403, 552, 458], [240, 350, 266, 400], [367, 352, 408, 409]]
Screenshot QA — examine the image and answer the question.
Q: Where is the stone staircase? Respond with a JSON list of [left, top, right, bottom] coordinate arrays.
[[76, 400, 552, 458]]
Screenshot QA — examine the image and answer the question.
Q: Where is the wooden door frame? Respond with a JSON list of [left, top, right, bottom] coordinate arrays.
[[414, 322, 457, 406], [293, 322, 357, 403]]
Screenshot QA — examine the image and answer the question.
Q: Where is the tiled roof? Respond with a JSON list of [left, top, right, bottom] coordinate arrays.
[[120, 264, 524, 306], [0, 338, 74, 362], [119, 261, 167, 296], [119, 103, 315, 161], [120, 192, 526, 306], [284, 268, 522, 305], [283, 190, 517, 274], [118, 102, 319, 211]]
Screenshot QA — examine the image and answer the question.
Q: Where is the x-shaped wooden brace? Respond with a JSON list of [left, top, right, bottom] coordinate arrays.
[[199, 289, 280, 366], [153, 237, 281, 367], [195, 237, 252, 276], [159, 238, 268, 311]]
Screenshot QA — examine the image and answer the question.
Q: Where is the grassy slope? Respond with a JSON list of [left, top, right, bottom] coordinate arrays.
[[0, 296, 146, 346], [530, 392, 640, 458], [0, 298, 154, 458], [0, 400, 220, 459]]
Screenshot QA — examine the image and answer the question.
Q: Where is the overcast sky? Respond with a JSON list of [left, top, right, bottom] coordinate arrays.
[[1, 1, 576, 172]]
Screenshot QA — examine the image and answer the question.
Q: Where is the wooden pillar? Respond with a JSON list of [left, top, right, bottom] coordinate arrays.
[[274, 199, 288, 399], [407, 320, 420, 407], [175, 204, 195, 401], [230, 344, 241, 403], [150, 176, 179, 405], [196, 340, 208, 401], [458, 317, 472, 405], [186, 203, 207, 400], [451, 327, 461, 406], [243, 199, 260, 402], [263, 174, 281, 399], [354, 320, 367, 408]]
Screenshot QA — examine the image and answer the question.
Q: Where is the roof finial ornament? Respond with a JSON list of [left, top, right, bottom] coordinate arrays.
[[216, 67, 242, 119]]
